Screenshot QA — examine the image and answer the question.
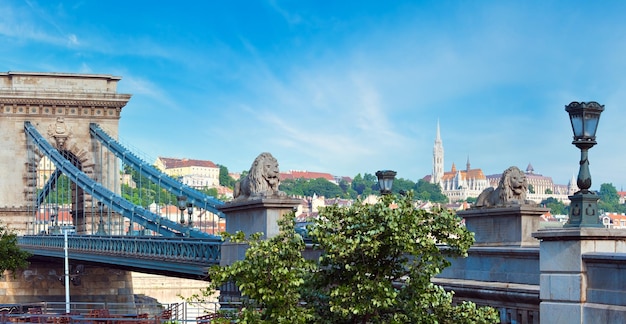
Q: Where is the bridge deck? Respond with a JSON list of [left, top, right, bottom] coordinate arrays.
[[18, 235, 222, 279]]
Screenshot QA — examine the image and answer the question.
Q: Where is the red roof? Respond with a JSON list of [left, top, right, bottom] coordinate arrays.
[[280, 170, 334, 181], [159, 157, 217, 169], [605, 213, 626, 221]]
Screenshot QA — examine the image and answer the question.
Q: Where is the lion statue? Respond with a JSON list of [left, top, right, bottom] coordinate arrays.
[[233, 152, 286, 200], [475, 166, 532, 208]]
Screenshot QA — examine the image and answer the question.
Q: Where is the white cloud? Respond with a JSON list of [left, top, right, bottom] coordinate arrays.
[[67, 34, 78, 46]]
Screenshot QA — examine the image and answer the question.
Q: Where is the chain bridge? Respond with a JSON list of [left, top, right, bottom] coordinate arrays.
[[0, 72, 225, 280]]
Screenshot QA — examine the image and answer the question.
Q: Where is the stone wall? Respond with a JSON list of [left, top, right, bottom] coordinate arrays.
[[0, 260, 135, 311], [130, 272, 214, 305]]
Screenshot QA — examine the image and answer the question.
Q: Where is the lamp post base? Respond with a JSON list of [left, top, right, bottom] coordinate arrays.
[[95, 221, 107, 235], [564, 192, 603, 228]]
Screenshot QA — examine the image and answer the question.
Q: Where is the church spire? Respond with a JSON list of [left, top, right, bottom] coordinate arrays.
[[466, 155, 471, 172], [431, 120, 444, 185], [436, 120, 442, 144]]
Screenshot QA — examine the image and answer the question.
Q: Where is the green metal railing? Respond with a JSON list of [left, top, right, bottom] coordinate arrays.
[[18, 235, 222, 278]]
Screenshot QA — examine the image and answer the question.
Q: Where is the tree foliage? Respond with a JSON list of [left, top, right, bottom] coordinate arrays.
[[193, 217, 316, 323], [120, 165, 226, 207], [598, 183, 626, 213], [0, 223, 31, 275], [218, 165, 236, 189], [121, 165, 180, 207], [280, 178, 344, 198], [306, 193, 496, 323], [350, 173, 377, 198], [279, 174, 449, 204], [414, 179, 448, 203], [199, 192, 498, 323], [540, 197, 567, 215], [40, 174, 72, 205]]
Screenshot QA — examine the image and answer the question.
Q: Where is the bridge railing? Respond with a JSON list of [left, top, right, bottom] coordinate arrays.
[[18, 235, 222, 265]]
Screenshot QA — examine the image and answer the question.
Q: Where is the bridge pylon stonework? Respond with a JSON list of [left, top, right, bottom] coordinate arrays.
[[0, 71, 136, 306], [0, 72, 131, 234]]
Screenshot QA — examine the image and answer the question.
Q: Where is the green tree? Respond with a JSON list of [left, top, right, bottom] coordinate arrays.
[[338, 179, 358, 199], [351, 173, 376, 197], [528, 184, 535, 194], [41, 174, 72, 205], [545, 188, 553, 195], [120, 165, 180, 207], [197, 194, 498, 323], [218, 165, 236, 188], [200, 187, 219, 198], [280, 178, 306, 197], [414, 179, 448, 203], [598, 183, 621, 213], [196, 217, 315, 323], [541, 197, 567, 215], [303, 178, 344, 198], [390, 177, 416, 195], [306, 193, 497, 323], [0, 223, 31, 274]]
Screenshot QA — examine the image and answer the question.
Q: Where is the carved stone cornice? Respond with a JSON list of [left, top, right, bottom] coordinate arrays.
[[0, 98, 130, 107], [0, 103, 124, 118]]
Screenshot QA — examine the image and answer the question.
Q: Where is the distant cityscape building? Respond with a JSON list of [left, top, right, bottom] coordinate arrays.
[[154, 157, 219, 189], [486, 164, 577, 205], [280, 170, 340, 185], [425, 123, 489, 202], [602, 212, 626, 229], [424, 122, 576, 204]]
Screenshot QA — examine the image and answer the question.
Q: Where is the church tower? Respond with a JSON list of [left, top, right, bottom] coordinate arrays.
[[568, 173, 579, 195], [432, 121, 444, 185]]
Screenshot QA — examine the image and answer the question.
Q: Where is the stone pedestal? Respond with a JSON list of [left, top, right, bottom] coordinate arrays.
[[216, 197, 301, 308], [218, 197, 301, 266], [459, 205, 549, 247], [532, 228, 626, 323]]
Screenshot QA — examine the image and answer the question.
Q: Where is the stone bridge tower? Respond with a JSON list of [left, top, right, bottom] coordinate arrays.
[[0, 72, 131, 234]]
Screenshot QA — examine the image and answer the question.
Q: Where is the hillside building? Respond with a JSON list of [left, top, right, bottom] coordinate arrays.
[[280, 170, 338, 185], [425, 122, 575, 204], [154, 157, 220, 189], [486, 164, 577, 205]]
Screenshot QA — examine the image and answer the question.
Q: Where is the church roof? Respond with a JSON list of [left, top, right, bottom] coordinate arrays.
[[441, 167, 486, 181], [526, 163, 535, 174]]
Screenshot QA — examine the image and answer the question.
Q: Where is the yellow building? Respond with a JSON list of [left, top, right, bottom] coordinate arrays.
[[154, 157, 220, 189]]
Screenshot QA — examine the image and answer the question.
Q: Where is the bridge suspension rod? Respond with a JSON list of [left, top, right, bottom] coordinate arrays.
[[25, 121, 214, 238], [89, 123, 225, 218]]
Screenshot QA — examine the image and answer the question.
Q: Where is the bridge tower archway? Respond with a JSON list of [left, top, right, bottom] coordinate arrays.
[[0, 72, 131, 234]]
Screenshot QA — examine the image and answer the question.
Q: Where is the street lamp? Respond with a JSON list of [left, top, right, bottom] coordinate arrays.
[[564, 101, 604, 228], [50, 206, 60, 234], [95, 201, 107, 235], [177, 196, 187, 224], [187, 202, 194, 227], [376, 170, 397, 195]]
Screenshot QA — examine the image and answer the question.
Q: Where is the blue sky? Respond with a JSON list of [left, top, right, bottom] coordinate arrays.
[[2, 0, 626, 190]]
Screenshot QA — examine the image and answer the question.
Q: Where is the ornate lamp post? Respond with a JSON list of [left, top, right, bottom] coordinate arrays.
[[187, 202, 194, 227], [376, 170, 397, 195], [564, 101, 604, 228], [177, 196, 187, 224], [50, 206, 60, 234], [95, 201, 107, 235]]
